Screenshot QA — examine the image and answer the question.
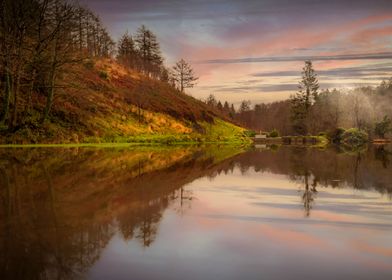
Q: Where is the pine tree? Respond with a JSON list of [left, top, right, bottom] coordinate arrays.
[[206, 94, 217, 107], [217, 101, 223, 111], [117, 31, 137, 69], [223, 101, 230, 115], [229, 104, 236, 119], [134, 25, 163, 77], [172, 58, 198, 93], [290, 60, 319, 135], [239, 100, 251, 113]]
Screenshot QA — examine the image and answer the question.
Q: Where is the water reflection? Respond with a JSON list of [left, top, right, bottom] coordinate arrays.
[[0, 144, 391, 279], [0, 147, 242, 279]]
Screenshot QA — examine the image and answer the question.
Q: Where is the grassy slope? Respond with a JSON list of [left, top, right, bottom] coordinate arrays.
[[1, 59, 249, 144]]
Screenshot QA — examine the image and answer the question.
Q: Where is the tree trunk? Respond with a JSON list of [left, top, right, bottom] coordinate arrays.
[[10, 68, 21, 127], [42, 25, 59, 123], [42, 69, 56, 123], [0, 69, 11, 125], [26, 69, 36, 114], [180, 72, 184, 93]]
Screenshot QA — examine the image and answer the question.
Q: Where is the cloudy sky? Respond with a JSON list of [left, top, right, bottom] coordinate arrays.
[[81, 0, 392, 105]]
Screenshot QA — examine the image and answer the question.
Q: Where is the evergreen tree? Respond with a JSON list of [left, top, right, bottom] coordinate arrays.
[[229, 104, 236, 119], [290, 60, 319, 135], [239, 100, 251, 113], [134, 25, 163, 77], [206, 94, 217, 107], [117, 31, 137, 69], [217, 101, 223, 111], [223, 101, 230, 115]]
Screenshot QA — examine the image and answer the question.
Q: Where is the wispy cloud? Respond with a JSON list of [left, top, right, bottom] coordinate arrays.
[[201, 81, 381, 94], [251, 62, 392, 79], [198, 52, 392, 64]]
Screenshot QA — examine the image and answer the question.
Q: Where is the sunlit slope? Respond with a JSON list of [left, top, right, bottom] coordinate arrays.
[[3, 59, 248, 144]]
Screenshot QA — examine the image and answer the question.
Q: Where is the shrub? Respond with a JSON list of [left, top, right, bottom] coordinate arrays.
[[341, 128, 368, 146], [99, 70, 109, 80], [244, 130, 256, 137], [329, 127, 346, 143], [268, 129, 279, 138], [374, 116, 391, 138], [84, 59, 95, 69]]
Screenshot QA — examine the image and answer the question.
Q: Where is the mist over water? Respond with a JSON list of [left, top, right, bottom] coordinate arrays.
[[0, 145, 391, 280]]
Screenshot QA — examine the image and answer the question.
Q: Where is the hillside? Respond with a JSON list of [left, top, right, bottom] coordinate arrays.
[[0, 59, 248, 144]]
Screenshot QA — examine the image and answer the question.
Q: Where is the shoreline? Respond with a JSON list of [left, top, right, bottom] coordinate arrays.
[[0, 140, 252, 148]]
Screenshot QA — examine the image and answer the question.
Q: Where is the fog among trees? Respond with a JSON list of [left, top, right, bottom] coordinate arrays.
[[208, 62, 392, 139]]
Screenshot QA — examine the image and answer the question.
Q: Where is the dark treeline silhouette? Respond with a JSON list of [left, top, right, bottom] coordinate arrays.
[[204, 94, 237, 119], [0, 0, 114, 129]]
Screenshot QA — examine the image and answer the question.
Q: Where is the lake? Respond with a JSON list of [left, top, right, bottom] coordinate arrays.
[[0, 144, 391, 280]]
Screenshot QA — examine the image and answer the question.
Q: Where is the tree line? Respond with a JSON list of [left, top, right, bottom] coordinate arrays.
[[209, 61, 392, 139], [117, 29, 197, 92]]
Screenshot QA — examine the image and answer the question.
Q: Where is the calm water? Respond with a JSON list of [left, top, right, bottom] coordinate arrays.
[[0, 145, 392, 280]]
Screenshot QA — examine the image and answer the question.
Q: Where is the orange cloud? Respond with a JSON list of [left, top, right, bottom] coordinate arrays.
[[350, 26, 392, 43]]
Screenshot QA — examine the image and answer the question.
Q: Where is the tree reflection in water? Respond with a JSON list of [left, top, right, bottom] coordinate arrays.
[[0, 146, 242, 279], [301, 172, 318, 217], [0, 144, 391, 279]]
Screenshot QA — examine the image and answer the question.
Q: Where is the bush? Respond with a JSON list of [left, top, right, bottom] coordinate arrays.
[[99, 70, 109, 80], [329, 127, 346, 143], [244, 130, 256, 137], [341, 128, 368, 146], [268, 129, 279, 138], [84, 59, 95, 69], [374, 116, 391, 138]]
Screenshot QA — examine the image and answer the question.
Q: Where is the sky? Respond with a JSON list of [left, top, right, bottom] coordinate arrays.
[[80, 0, 392, 105]]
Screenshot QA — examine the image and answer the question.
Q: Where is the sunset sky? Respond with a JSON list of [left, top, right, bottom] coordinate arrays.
[[81, 0, 392, 105]]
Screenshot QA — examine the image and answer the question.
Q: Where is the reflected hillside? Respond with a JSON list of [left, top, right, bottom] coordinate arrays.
[[0, 146, 245, 280]]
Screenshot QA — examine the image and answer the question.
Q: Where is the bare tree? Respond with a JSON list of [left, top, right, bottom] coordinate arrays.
[[172, 58, 198, 93]]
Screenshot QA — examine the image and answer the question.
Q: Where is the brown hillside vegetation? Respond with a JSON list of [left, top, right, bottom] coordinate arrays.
[[81, 59, 221, 123], [1, 59, 246, 144]]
